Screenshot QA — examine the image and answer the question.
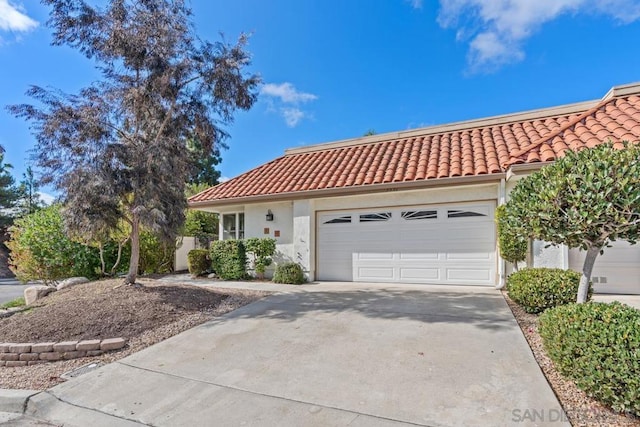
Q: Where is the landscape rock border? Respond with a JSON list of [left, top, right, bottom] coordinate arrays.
[[0, 338, 126, 367]]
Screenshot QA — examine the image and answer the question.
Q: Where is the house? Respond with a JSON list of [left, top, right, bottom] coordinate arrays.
[[189, 82, 640, 295]]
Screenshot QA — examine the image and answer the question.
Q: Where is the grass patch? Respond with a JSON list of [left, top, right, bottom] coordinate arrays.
[[1, 297, 26, 309]]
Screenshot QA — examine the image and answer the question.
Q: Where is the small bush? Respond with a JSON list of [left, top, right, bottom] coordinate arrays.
[[187, 249, 210, 276], [273, 262, 305, 285], [507, 268, 587, 313], [539, 302, 640, 415], [495, 204, 527, 268], [245, 237, 276, 279], [210, 240, 247, 280]]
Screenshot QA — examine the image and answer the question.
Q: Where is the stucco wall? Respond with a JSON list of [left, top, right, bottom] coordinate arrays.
[[244, 201, 295, 268]]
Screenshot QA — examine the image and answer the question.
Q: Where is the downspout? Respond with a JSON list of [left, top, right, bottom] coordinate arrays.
[[495, 177, 507, 289]]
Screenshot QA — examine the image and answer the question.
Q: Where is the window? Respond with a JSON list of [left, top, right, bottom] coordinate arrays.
[[323, 215, 352, 224], [447, 209, 486, 218], [359, 212, 392, 222], [401, 210, 437, 220], [222, 213, 245, 239]]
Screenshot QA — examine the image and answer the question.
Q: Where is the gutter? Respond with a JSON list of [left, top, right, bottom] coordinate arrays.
[[189, 173, 506, 209]]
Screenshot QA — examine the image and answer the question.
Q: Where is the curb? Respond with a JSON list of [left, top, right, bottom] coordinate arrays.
[[0, 388, 41, 413]]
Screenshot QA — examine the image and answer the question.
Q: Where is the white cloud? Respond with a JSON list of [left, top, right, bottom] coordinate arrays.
[[37, 191, 55, 205], [261, 82, 317, 104], [219, 176, 230, 183], [0, 1, 38, 32], [407, 0, 423, 9], [437, 0, 640, 72], [282, 108, 306, 128], [261, 82, 317, 127]]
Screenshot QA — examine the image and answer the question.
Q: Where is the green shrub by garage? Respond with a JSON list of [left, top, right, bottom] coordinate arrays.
[[506, 268, 587, 313], [539, 302, 640, 415], [210, 240, 247, 280], [272, 262, 305, 285], [187, 249, 210, 276]]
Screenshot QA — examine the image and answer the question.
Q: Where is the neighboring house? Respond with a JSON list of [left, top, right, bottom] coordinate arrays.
[[189, 82, 640, 295]]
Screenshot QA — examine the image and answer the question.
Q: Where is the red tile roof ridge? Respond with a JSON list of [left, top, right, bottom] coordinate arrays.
[[502, 97, 613, 168], [285, 100, 599, 157]]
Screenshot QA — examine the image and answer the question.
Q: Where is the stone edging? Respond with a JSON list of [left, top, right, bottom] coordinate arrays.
[[0, 338, 126, 367]]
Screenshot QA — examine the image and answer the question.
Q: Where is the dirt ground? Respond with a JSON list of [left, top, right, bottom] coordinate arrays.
[[503, 292, 640, 427], [0, 278, 268, 390]]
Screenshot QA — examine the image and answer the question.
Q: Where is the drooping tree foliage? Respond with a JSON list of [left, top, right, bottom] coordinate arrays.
[[504, 143, 640, 303], [9, 0, 259, 284], [495, 204, 527, 270]]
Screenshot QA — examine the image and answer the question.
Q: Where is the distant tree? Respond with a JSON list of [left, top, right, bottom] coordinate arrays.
[[187, 139, 222, 187], [183, 183, 218, 246], [504, 143, 640, 303], [0, 153, 20, 229], [363, 129, 377, 136], [9, 0, 259, 285], [16, 166, 44, 216]]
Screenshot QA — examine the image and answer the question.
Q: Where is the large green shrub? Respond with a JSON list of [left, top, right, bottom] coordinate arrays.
[[539, 302, 640, 415], [138, 231, 174, 274], [210, 240, 247, 280], [245, 237, 276, 279], [272, 262, 305, 285], [507, 268, 587, 313], [187, 249, 210, 276], [504, 142, 640, 302], [495, 205, 527, 269], [6, 205, 101, 283]]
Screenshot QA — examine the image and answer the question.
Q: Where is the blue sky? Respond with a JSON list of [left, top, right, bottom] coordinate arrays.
[[2, 0, 640, 198]]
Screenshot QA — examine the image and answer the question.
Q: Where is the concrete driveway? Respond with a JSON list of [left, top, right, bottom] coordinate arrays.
[[22, 283, 566, 426]]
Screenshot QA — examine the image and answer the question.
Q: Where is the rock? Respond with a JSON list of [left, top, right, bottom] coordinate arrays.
[[207, 273, 217, 279], [24, 285, 55, 305], [56, 277, 89, 291]]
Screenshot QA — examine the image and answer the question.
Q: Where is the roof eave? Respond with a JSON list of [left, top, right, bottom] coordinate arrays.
[[188, 173, 506, 209]]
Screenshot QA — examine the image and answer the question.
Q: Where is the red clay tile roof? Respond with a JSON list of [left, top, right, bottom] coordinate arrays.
[[190, 84, 640, 205]]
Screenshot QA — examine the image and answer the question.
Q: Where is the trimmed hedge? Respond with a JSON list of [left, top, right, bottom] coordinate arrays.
[[273, 262, 305, 285], [539, 302, 640, 415], [507, 268, 587, 313], [210, 240, 247, 280], [187, 249, 210, 276]]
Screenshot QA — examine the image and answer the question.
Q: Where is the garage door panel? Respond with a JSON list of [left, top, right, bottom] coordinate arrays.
[[318, 202, 497, 286], [446, 268, 492, 281], [357, 267, 395, 280], [569, 241, 640, 294], [399, 268, 441, 281]]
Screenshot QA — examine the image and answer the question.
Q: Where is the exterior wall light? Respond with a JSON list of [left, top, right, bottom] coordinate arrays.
[[266, 210, 274, 221]]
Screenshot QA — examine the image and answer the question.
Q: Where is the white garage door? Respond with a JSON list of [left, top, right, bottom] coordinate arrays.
[[569, 241, 640, 295], [317, 202, 497, 285]]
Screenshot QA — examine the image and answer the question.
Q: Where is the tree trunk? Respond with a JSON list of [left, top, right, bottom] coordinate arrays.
[[125, 216, 140, 285], [577, 245, 599, 303]]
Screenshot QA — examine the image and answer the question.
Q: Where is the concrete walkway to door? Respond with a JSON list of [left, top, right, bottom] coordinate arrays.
[[20, 282, 567, 426]]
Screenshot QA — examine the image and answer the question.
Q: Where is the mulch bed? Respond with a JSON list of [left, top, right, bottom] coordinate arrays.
[[0, 278, 268, 390], [502, 292, 639, 427]]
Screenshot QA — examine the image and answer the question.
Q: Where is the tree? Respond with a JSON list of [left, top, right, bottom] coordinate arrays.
[[504, 143, 640, 303], [9, 0, 259, 285], [6, 205, 101, 284], [187, 139, 222, 187], [495, 204, 527, 271], [16, 166, 44, 216], [0, 153, 20, 229], [183, 183, 218, 246]]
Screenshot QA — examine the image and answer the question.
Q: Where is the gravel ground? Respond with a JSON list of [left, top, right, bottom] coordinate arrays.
[[0, 280, 268, 390], [503, 292, 639, 427]]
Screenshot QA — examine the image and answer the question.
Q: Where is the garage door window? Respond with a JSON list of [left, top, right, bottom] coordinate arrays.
[[359, 212, 392, 222], [323, 215, 352, 224], [447, 209, 486, 218], [401, 210, 437, 220]]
